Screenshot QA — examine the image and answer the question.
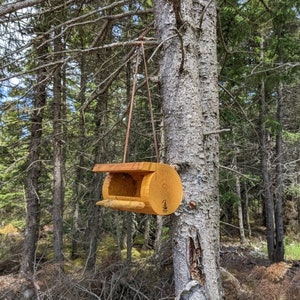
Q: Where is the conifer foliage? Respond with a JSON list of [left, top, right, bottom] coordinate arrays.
[[0, 0, 299, 299]]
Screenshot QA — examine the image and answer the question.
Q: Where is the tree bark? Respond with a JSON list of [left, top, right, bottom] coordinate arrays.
[[259, 78, 275, 261], [20, 33, 48, 276], [155, 1, 222, 298], [154, 215, 163, 255], [52, 27, 65, 264], [126, 212, 133, 266], [71, 53, 87, 260], [85, 127, 102, 271], [233, 142, 245, 244], [143, 215, 151, 250], [236, 175, 245, 244], [84, 14, 112, 271], [244, 182, 252, 238], [85, 89, 107, 271], [273, 82, 284, 262]]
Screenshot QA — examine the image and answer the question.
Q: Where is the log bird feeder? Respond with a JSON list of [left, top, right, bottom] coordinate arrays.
[[92, 45, 183, 215], [93, 162, 183, 215]]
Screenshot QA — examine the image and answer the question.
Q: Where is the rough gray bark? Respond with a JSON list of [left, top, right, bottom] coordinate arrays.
[[154, 215, 163, 255], [154, 0, 222, 299]]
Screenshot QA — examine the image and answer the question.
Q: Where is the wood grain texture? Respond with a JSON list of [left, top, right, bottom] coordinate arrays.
[[93, 162, 183, 215]]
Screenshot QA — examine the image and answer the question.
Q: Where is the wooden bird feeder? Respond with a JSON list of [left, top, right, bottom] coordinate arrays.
[[92, 162, 183, 215]]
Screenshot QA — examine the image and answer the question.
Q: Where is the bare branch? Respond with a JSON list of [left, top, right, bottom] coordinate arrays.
[[218, 82, 260, 142], [204, 129, 231, 135], [219, 164, 254, 180], [250, 62, 300, 76], [34, 8, 153, 51], [220, 221, 250, 231], [0, 0, 44, 17], [0, 59, 67, 83]]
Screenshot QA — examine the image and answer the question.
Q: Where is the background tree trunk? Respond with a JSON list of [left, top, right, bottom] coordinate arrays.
[[71, 53, 87, 260], [126, 212, 133, 266], [259, 78, 275, 261], [84, 93, 105, 271], [244, 182, 252, 238], [52, 27, 65, 265], [155, 0, 222, 298], [20, 32, 48, 276], [273, 82, 284, 262], [233, 141, 245, 244], [143, 216, 151, 250], [236, 175, 245, 244]]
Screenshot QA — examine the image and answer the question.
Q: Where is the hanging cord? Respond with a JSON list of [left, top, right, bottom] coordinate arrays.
[[123, 47, 141, 163], [123, 43, 160, 163], [141, 43, 160, 163]]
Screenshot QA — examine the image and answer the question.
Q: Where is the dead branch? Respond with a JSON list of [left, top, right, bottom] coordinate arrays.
[[0, 0, 44, 17], [219, 165, 254, 181]]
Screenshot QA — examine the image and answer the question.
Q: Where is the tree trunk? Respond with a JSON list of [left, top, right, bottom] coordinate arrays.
[[52, 27, 64, 264], [273, 82, 285, 262], [85, 147, 102, 271], [154, 215, 163, 255], [155, 1, 222, 298], [20, 33, 48, 276], [236, 175, 245, 244], [244, 182, 252, 238], [259, 78, 275, 261], [126, 212, 133, 266], [84, 22, 112, 269], [233, 142, 245, 244], [143, 215, 151, 250], [71, 53, 87, 260], [85, 89, 107, 271]]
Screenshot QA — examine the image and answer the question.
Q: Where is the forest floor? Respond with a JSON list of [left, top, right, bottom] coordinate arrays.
[[1, 228, 300, 299], [220, 223, 300, 300], [221, 244, 300, 299]]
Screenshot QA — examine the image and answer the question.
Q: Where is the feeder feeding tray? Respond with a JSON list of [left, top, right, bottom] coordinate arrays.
[[92, 162, 183, 215]]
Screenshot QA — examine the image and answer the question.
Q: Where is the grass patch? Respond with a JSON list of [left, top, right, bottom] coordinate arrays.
[[285, 241, 300, 260], [259, 237, 300, 260]]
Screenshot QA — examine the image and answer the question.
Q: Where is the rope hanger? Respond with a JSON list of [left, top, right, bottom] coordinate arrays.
[[123, 43, 159, 164], [93, 42, 183, 215]]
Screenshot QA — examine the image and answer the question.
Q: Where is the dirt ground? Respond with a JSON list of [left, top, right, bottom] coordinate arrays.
[[1, 244, 300, 299], [221, 245, 300, 299]]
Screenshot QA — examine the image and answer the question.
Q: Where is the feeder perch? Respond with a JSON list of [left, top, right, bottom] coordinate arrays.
[[92, 162, 183, 215]]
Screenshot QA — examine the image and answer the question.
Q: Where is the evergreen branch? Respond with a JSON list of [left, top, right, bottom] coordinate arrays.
[[218, 82, 261, 144]]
